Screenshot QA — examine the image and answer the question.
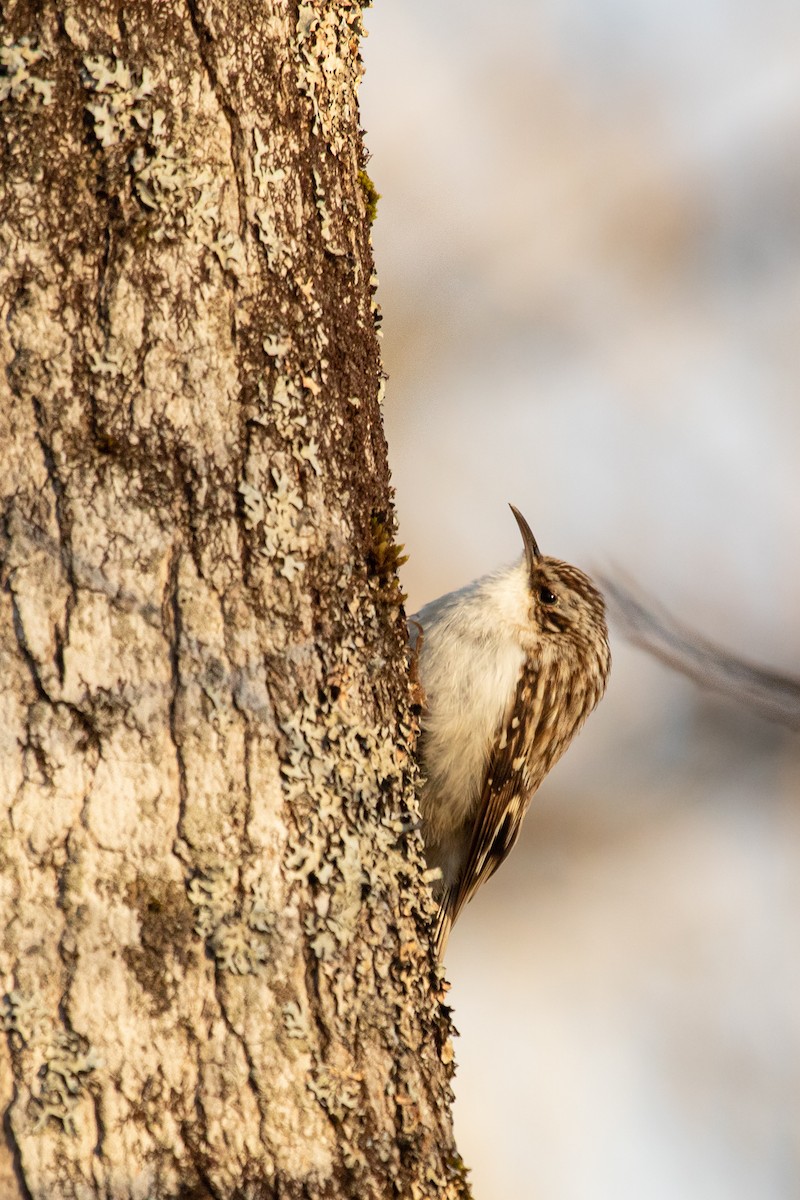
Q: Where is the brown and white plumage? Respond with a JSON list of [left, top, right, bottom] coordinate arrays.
[[409, 506, 610, 957]]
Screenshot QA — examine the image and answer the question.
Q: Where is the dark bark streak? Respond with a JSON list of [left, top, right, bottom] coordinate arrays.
[[88, 1067, 106, 1166], [2, 1093, 35, 1200], [241, 725, 256, 857], [6, 586, 49, 703], [210, 966, 269, 1149], [30, 394, 79, 688], [181, 1102, 227, 1200], [184, 0, 249, 243], [165, 544, 190, 849]]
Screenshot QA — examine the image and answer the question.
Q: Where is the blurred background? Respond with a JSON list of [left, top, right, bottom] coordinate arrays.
[[360, 1, 800, 1197]]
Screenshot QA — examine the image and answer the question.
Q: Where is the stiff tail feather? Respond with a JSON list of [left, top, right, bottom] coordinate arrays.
[[433, 895, 454, 960]]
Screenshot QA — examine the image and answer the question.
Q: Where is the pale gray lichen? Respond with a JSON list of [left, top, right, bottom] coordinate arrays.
[[81, 54, 245, 269], [1, 989, 43, 1045], [81, 54, 155, 147], [238, 426, 327, 587], [131, 142, 207, 214], [267, 375, 305, 439], [186, 860, 278, 975], [0, 37, 54, 106], [251, 126, 300, 272], [312, 167, 347, 255], [296, 439, 322, 476], [130, 135, 243, 261], [3, 993, 100, 1132], [88, 334, 137, 383], [281, 1001, 309, 1043], [295, 1, 365, 156], [238, 480, 266, 531], [32, 1031, 100, 1134], [263, 333, 292, 363], [307, 1064, 362, 1122], [278, 676, 421, 962]]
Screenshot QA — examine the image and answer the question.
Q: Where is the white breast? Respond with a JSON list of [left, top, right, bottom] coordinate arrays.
[[410, 560, 530, 840]]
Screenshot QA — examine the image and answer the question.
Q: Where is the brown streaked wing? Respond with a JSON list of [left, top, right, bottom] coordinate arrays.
[[438, 663, 542, 941]]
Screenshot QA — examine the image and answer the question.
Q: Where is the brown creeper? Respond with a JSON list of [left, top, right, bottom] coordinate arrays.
[[409, 506, 611, 957]]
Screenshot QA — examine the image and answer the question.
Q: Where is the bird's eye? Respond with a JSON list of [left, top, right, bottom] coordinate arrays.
[[539, 586, 558, 605]]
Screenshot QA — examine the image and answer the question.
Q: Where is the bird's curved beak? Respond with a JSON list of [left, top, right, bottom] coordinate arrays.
[[509, 504, 541, 572]]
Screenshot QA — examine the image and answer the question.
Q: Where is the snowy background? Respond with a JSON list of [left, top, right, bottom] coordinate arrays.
[[360, 1, 800, 1196]]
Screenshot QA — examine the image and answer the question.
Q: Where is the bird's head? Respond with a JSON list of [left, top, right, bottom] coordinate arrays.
[[509, 504, 611, 684]]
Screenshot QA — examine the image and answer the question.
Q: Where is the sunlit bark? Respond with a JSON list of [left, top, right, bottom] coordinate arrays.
[[0, 3, 468, 1196]]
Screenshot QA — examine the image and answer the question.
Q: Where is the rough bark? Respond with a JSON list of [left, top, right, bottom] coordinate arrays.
[[0, 3, 468, 1197]]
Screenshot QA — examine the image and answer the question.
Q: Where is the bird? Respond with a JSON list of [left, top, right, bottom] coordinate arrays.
[[408, 505, 611, 957]]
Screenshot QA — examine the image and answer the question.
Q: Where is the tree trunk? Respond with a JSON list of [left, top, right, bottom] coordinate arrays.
[[0, 3, 467, 1196]]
